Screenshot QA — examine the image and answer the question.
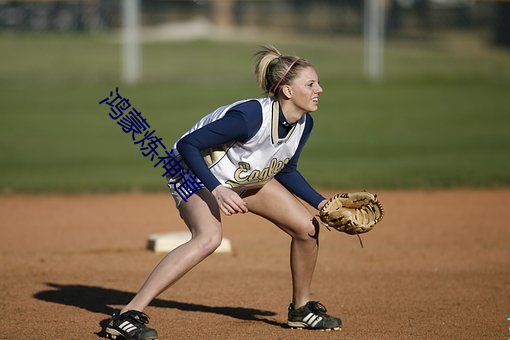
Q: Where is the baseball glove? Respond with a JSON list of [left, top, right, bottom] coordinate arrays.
[[318, 192, 384, 238]]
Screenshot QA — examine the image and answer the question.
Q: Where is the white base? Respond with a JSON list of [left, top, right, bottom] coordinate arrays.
[[147, 231, 232, 253]]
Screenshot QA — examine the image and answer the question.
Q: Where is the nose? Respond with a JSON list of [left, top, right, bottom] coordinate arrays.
[[315, 83, 323, 94]]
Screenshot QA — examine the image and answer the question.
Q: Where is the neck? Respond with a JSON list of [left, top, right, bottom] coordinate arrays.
[[279, 100, 305, 124]]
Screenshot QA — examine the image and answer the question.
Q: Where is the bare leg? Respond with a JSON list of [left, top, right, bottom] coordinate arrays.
[[243, 180, 320, 309], [121, 189, 222, 313]]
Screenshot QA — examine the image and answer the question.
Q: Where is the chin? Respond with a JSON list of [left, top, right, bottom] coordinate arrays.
[[308, 105, 319, 112]]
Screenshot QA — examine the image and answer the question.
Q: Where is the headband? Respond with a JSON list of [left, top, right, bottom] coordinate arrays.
[[271, 58, 299, 94]]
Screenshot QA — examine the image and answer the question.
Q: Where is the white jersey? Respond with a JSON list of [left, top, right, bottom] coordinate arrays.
[[173, 97, 306, 190]]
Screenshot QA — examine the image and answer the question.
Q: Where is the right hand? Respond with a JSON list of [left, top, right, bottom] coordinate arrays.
[[211, 185, 248, 216]]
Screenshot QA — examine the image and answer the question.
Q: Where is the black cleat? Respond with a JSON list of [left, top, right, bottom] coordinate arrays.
[[105, 310, 158, 340], [287, 301, 342, 331]]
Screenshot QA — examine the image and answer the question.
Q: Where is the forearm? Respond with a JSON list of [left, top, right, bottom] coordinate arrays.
[[275, 170, 325, 209], [176, 138, 221, 192]]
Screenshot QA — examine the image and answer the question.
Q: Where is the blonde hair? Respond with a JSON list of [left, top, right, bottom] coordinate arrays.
[[253, 45, 312, 97]]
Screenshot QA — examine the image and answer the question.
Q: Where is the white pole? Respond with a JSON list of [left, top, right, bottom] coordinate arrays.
[[122, 0, 141, 84], [364, 0, 385, 81]]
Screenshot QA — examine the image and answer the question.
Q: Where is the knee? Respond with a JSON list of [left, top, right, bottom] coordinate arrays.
[[193, 231, 223, 256], [293, 217, 320, 241]]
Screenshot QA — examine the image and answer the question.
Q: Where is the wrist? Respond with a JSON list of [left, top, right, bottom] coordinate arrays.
[[317, 199, 327, 210], [211, 184, 225, 195]]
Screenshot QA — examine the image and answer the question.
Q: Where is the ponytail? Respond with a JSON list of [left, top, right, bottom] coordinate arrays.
[[253, 45, 312, 96]]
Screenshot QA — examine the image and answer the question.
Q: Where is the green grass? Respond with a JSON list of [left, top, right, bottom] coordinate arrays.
[[0, 31, 509, 193]]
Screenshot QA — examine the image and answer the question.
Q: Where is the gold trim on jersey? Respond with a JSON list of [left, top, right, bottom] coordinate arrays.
[[225, 157, 290, 188], [201, 143, 232, 167], [270, 100, 298, 145], [271, 101, 279, 144]]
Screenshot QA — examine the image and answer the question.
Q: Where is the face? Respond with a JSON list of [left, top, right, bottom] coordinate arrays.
[[284, 66, 323, 113]]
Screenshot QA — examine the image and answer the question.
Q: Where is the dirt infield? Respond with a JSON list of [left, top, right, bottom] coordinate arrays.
[[1, 189, 509, 339]]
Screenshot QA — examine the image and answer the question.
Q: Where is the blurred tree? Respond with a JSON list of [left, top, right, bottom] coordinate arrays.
[[494, 2, 510, 47], [212, 0, 234, 28]]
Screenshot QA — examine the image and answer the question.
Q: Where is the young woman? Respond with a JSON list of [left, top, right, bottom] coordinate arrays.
[[105, 45, 341, 340]]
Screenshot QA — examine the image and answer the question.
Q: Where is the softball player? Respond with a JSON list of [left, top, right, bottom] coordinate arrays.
[[105, 45, 341, 340]]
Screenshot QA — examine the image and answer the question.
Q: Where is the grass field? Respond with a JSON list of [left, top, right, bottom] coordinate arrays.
[[0, 31, 509, 193]]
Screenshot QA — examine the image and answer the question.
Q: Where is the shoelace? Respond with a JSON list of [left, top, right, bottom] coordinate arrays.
[[128, 311, 150, 325], [307, 301, 327, 314]]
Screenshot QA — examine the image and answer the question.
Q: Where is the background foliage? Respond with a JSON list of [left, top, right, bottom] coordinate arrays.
[[0, 32, 509, 193]]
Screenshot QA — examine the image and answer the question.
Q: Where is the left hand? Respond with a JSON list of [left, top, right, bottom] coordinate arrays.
[[211, 185, 249, 216]]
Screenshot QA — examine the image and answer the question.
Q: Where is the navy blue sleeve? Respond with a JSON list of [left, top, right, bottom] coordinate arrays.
[[176, 100, 262, 192], [275, 114, 326, 209]]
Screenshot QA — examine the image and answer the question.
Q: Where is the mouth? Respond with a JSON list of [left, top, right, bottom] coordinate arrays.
[[312, 97, 319, 104]]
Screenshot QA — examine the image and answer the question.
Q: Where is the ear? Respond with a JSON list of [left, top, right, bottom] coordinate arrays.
[[282, 85, 293, 99]]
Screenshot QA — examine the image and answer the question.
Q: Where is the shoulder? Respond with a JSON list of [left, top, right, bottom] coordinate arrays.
[[225, 99, 265, 140], [230, 99, 263, 116], [228, 99, 264, 127]]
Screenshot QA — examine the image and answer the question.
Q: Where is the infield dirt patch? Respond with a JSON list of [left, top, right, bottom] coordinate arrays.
[[1, 189, 509, 339]]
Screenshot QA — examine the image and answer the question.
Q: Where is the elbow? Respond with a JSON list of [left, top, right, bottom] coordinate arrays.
[[175, 137, 188, 155]]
